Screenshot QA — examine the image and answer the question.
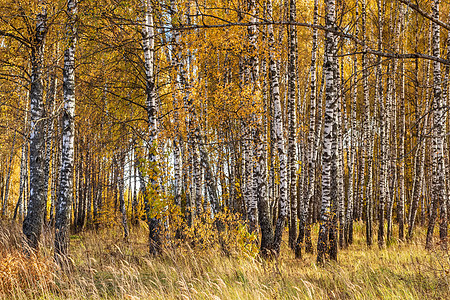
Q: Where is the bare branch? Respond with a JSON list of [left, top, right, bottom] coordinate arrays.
[[398, 0, 450, 31]]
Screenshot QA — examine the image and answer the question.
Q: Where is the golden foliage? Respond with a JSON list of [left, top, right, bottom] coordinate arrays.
[[168, 209, 259, 257]]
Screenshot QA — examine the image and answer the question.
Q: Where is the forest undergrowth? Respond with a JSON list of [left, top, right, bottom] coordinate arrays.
[[1, 219, 449, 300]]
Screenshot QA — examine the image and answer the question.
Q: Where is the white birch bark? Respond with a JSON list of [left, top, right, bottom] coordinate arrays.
[[296, 0, 318, 258], [242, 0, 259, 233], [287, 0, 298, 250], [55, 0, 76, 259], [336, 55, 344, 250], [169, 0, 182, 209], [361, 0, 373, 246], [397, 5, 406, 241], [256, 125, 273, 257], [141, 0, 161, 254], [385, 2, 399, 243], [317, 0, 338, 263], [376, 0, 386, 249], [23, 2, 48, 251], [267, 0, 288, 256], [440, 10, 450, 248], [346, 1, 358, 246], [426, 0, 446, 250]]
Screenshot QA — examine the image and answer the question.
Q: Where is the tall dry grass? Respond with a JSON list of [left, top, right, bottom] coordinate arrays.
[[1, 219, 449, 299]]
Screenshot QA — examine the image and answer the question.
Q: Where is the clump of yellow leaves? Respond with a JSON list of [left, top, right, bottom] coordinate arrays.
[[167, 207, 258, 258]]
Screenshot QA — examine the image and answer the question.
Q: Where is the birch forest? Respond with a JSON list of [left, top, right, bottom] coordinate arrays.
[[1, 0, 450, 298]]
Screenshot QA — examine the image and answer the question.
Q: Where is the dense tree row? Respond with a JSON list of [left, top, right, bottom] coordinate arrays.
[[0, 0, 449, 263]]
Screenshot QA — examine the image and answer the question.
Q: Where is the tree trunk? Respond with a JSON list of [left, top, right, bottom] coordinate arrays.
[[23, 2, 48, 251], [376, 0, 386, 249], [55, 0, 77, 260], [336, 55, 344, 250], [267, 0, 288, 256], [296, 0, 318, 258], [427, 0, 446, 250], [317, 0, 337, 264], [361, 0, 373, 247], [2, 131, 17, 217], [141, 0, 161, 254], [287, 0, 298, 250], [397, 5, 406, 241], [346, 1, 358, 245], [119, 154, 129, 238]]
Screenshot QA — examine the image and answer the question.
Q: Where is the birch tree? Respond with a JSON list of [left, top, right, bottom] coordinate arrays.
[[23, 1, 48, 251], [426, 0, 447, 250], [141, 0, 161, 254], [296, 0, 318, 258], [376, 0, 386, 249], [397, 5, 406, 241], [244, 0, 258, 233], [267, 0, 287, 256], [345, 2, 357, 246], [361, 0, 373, 247], [55, 0, 77, 259], [287, 0, 298, 250], [317, 0, 338, 263]]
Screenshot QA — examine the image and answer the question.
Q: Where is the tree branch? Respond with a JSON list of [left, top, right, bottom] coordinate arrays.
[[398, 0, 450, 31]]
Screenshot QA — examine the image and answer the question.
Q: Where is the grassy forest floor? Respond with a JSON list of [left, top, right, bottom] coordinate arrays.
[[1, 220, 449, 299]]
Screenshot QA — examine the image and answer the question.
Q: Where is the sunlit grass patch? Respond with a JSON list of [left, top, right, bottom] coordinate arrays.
[[1, 220, 450, 299]]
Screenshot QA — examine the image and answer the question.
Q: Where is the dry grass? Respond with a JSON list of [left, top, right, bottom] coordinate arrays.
[[1, 220, 449, 299]]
